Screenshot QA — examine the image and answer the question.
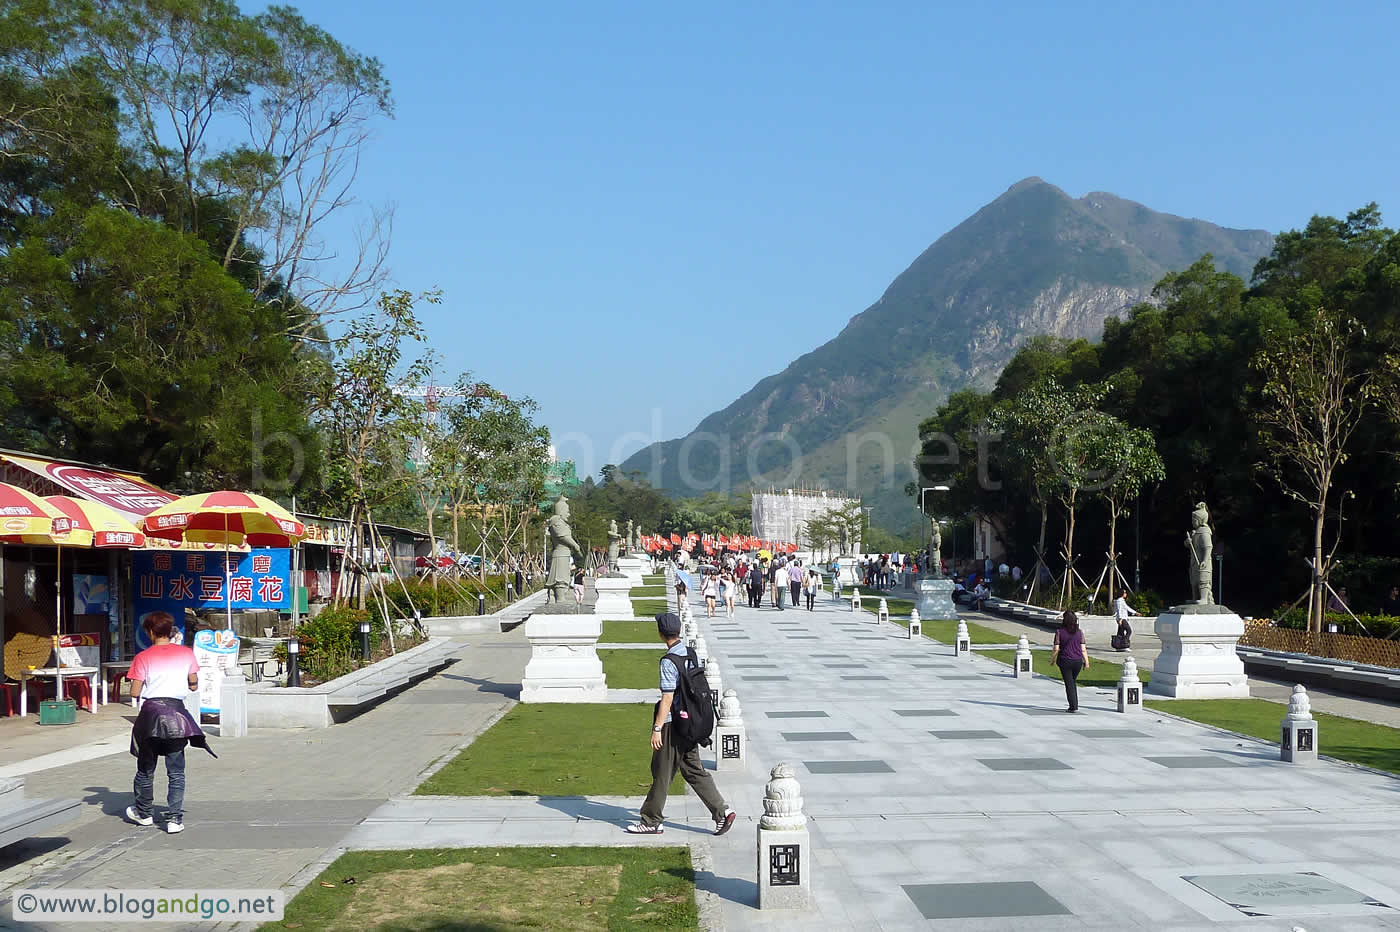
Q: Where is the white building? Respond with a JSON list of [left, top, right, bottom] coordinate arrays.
[[751, 488, 862, 554]]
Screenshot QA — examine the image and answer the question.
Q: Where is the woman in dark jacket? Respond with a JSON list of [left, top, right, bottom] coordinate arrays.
[[1049, 610, 1091, 713], [125, 612, 215, 834]]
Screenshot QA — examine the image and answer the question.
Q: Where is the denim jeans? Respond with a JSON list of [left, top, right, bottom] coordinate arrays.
[[134, 738, 188, 820]]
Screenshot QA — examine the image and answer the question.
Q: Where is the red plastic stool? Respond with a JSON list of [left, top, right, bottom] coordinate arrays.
[[0, 683, 16, 717]]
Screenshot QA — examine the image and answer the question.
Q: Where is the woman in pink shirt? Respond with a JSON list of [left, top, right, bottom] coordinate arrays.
[[125, 612, 216, 834]]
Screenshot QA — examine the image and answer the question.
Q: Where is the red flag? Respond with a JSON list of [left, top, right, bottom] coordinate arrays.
[[671, 533, 681, 545]]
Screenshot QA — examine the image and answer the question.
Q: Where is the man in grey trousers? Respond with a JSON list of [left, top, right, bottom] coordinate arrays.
[[625, 613, 736, 836]]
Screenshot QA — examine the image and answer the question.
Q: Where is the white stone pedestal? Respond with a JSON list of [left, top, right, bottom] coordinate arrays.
[[218, 674, 248, 737], [954, 619, 971, 658], [850, 588, 862, 613], [757, 763, 810, 910], [520, 613, 607, 702], [593, 576, 633, 619], [1281, 685, 1318, 764], [616, 557, 646, 586], [916, 577, 959, 621], [1013, 636, 1033, 678], [877, 599, 889, 624], [1147, 605, 1250, 699], [908, 608, 921, 638], [715, 690, 745, 772], [1117, 655, 1143, 712]]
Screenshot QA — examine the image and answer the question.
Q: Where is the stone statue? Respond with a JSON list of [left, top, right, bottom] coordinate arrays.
[[929, 523, 942, 577], [607, 519, 621, 569], [625, 519, 634, 554], [545, 496, 585, 603], [1185, 501, 1213, 604]]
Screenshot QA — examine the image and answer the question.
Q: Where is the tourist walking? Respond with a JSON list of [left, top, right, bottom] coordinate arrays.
[[747, 561, 765, 608], [626, 613, 736, 837], [788, 560, 803, 607], [701, 572, 719, 618], [722, 570, 737, 618], [1112, 589, 1138, 650], [125, 612, 216, 834], [804, 568, 820, 610], [1049, 610, 1090, 713], [770, 560, 784, 610]]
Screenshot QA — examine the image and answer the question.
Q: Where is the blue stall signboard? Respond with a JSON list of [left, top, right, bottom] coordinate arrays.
[[132, 549, 291, 649]]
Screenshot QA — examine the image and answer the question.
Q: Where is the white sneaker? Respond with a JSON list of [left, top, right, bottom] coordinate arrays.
[[124, 806, 153, 827], [165, 820, 184, 834]]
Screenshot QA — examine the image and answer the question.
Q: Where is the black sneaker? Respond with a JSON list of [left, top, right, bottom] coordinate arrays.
[[714, 809, 736, 836]]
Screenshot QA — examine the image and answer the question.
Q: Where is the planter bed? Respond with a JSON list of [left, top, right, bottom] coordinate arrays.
[[246, 638, 461, 728]]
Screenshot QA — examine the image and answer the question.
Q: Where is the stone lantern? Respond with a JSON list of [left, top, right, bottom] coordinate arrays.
[[757, 762, 810, 909]]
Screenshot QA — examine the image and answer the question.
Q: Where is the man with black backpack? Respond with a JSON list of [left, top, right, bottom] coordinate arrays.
[[625, 612, 736, 836]]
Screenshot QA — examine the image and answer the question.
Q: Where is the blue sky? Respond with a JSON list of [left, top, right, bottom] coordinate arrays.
[[283, 0, 1399, 478]]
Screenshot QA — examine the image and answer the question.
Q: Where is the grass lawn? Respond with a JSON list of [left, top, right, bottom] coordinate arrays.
[[893, 618, 1016, 645], [1146, 698, 1400, 775], [643, 575, 666, 584], [631, 586, 668, 597], [859, 597, 916, 617], [416, 704, 682, 796], [601, 648, 665, 688], [632, 598, 669, 616], [265, 845, 696, 931], [977, 648, 1149, 688], [600, 621, 664, 643]]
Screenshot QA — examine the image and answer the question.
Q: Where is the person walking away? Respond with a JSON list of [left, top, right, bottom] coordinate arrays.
[[1112, 589, 1138, 651], [125, 612, 216, 834], [1050, 611, 1090, 713], [748, 561, 765, 609], [788, 560, 803, 607], [804, 568, 820, 610], [626, 613, 736, 836], [770, 560, 784, 610]]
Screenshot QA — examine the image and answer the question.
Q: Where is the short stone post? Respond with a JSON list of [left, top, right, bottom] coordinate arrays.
[[706, 660, 723, 711], [877, 598, 889, 624], [908, 607, 921, 638], [1280, 684, 1318, 764], [954, 619, 971, 658], [1013, 635, 1033, 678], [1117, 655, 1144, 713], [851, 588, 862, 613], [715, 689, 746, 772], [757, 763, 810, 909], [694, 635, 710, 668], [218, 673, 248, 737]]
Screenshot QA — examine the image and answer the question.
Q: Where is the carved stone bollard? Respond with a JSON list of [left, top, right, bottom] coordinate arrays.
[[706, 660, 723, 711], [877, 598, 889, 624], [757, 762, 810, 909], [1281, 684, 1318, 764], [1117, 655, 1144, 712], [954, 619, 971, 658], [851, 588, 862, 613], [715, 689, 746, 771], [908, 607, 921, 639], [694, 635, 710, 668], [1014, 635, 1033, 678]]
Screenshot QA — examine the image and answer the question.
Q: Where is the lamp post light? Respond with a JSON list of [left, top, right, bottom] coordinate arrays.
[[358, 620, 371, 662], [477, 592, 486, 615], [286, 637, 301, 687]]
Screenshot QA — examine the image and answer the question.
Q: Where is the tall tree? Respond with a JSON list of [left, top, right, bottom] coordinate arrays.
[[1251, 309, 1378, 632]]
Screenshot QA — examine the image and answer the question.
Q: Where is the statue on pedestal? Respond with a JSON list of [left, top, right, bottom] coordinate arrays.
[[546, 496, 585, 604], [1185, 501, 1213, 604], [930, 523, 943, 578], [607, 520, 621, 569]]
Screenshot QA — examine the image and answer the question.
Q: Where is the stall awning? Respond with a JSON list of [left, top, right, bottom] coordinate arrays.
[[0, 451, 248, 551]]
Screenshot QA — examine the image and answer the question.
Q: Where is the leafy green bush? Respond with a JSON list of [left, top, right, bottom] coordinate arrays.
[[1270, 608, 1400, 638], [1129, 589, 1165, 616], [377, 575, 526, 619], [294, 605, 379, 681]]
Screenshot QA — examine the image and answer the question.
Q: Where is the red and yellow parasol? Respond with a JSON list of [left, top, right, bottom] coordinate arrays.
[[0, 482, 66, 538], [143, 491, 306, 629]]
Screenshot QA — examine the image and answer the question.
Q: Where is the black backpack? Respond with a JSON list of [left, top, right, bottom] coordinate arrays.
[[661, 648, 715, 750]]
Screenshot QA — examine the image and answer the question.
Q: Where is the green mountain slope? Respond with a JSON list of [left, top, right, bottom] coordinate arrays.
[[622, 178, 1272, 528]]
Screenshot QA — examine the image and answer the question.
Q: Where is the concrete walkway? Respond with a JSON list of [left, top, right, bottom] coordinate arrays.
[[340, 584, 1400, 930], [0, 628, 531, 930]]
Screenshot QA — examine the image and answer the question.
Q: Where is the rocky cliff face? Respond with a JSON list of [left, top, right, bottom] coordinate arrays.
[[622, 178, 1272, 524]]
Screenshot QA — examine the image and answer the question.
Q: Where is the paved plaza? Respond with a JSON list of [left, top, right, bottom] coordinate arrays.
[[3, 583, 1400, 929]]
